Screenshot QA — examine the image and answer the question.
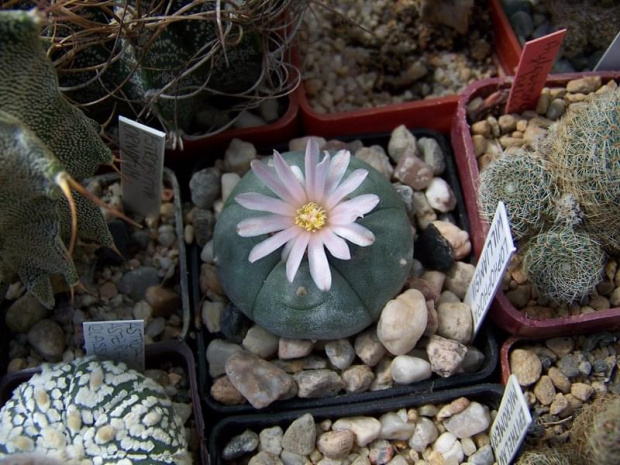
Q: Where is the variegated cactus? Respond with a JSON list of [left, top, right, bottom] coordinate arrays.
[[0, 357, 191, 464], [0, 10, 117, 308]]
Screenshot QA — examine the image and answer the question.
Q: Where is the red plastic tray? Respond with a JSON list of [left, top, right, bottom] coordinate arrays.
[[450, 72, 620, 337], [296, 0, 514, 138]]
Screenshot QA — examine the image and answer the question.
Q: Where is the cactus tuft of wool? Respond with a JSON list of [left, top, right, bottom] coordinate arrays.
[[522, 227, 605, 304], [0, 10, 117, 308], [0, 357, 190, 464], [514, 445, 580, 465], [477, 149, 556, 240], [544, 87, 620, 253]]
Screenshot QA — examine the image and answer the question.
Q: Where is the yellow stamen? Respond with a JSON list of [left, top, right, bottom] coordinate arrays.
[[295, 202, 327, 232]]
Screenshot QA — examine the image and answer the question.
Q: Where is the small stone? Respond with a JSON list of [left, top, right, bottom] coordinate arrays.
[[280, 450, 306, 465], [368, 439, 394, 465], [388, 125, 417, 162], [547, 367, 571, 393], [436, 302, 473, 345], [425, 178, 456, 213], [533, 375, 556, 405], [206, 339, 244, 377], [355, 146, 394, 179], [193, 208, 216, 248], [460, 346, 485, 373], [118, 267, 160, 301], [431, 221, 470, 260], [222, 429, 259, 460], [557, 354, 581, 378], [279, 338, 314, 359], [390, 356, 432, 384], [394, 155, 434, 191], [437, 397, 470, 421], [571, 382, 594, 401], [249, 451, 281, 465], [27, 319, 65, 362], [412, 191, 437, 229], [510, 349, 542, 386], [184, 224, 194, 244], [426, 335, 467, 378], [293, 369, 345, 398], [417, 138, 445, 175], [5, 294, 48, 333], [145, 317, 165, 338], [414, 224, 453, 271], [190, 167, 221, 209], [282, 413, 316, 456], [377, 289, 428, 355], [226, 352, 297, 409], [379, 412, 416, 440], [471, 121, 491, 137], [201, 301, 224, 333], [259, 426, 284, 456], [444, 262, 475, 300], [211, 376, 247, 405], [317, 430, 356, 459], [511, 10, 534, 38], [325, 339, 356, 370], [472, 135, 487, 157], [545, 337, 574, 357], [443, 402, 490, 438], [7, 358, 27, 373], [99, 282, 118, 300], [243, 325, 280, 359], [546, 98, 566, 120], [370, 358, 393, 391], [566, 76, 602, 94], [288, 136, 326, 152], [342, 365, 375, 393], [535, 88, 551, 114], [498, 114, 518, 133], [467, 444, 494, 465], [272, 356, 328, 373], [355, 328, 387, 367], [332, 417, 382, 447], [408, 417, 438, 452], [221, 173, 241, 203], [145, 286, 180, 318], [549, 393, 570, 417]]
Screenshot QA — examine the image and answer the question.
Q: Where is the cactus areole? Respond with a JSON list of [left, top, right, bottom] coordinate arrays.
[[214, 141, 413, 340], [0, 358, 191, 464]]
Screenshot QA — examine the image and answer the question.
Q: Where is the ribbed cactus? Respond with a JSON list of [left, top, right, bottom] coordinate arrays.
[[522, 227, 605, 304], [0, 357, 190, 464], [0, 10, 116, 308], [477, 149, 556, 240]]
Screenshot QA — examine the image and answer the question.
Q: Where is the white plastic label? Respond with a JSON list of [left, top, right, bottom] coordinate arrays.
[[465, 201, 516, 335], [595, 31, 620, 71], [83, 320, 145, 371], [490, 374, 532, 465], [119, 116, 166, 217]]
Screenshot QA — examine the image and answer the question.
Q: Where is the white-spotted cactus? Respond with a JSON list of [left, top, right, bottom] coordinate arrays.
[[0, 358, 191, 464]]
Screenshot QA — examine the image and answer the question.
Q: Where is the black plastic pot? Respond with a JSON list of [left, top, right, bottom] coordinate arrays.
[[209, 383, 505, 465], [193, 129, 499, 417], [0, 340, 208, 464]]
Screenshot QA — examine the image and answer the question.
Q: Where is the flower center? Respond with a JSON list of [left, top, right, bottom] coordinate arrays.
[[295, 202, 327, 232]]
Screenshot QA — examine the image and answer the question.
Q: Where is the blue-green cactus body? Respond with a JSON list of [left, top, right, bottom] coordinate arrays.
[[214, 151, 413, 340], [0, 358, 191, 464]]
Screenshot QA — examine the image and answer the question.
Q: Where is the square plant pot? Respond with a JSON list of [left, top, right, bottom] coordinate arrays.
[[296, 0, 512, 137], [450, 72, 620, 337], [191, 128, 499, 416], [209, 383, 505, 465], [0, 168, 191, 377], [0, 340, 208, 464]]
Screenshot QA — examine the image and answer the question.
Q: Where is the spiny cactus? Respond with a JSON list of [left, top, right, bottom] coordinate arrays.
[[522, 227, 606, 304], [477, 149, 556, 240], [0, 10, 118, 308], [515, 445, 580, 465], [0, 357, 191, 464], [544, 87, 620, 253]]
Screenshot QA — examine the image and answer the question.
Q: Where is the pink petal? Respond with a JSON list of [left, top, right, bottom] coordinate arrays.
[[331, 223, 376, 247], [329, 194, 380, 224], [248, 226, 301, 263], [237, 214, 293, 237], [308, 235, 332, 291], [251, 158, 297, 205], [320, 229, 351, 260], [273, 151, 307, 205], [285, 232, 311, 282], [325, 149, 350, 194], [304, 140, 320, 197], [309, 154, 330, 203], [325, 169, 369, 210], [236, 193, 297, 216]]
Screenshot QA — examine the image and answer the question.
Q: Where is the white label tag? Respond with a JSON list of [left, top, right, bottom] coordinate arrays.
[[490, 374, 532, 465], [83, 320, 145, 371], [465, 201, 516, 336], [119, 116, 166, 217], [595, 31, 620, 71]]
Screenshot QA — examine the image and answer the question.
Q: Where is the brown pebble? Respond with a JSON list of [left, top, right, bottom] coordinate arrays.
[[145, 286, 181, 318], [211, 376, 247, 405]]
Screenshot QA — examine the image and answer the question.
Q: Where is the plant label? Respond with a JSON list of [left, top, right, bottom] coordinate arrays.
[[83, 320, 145, 371], [595, 31, 620, 71], [465, 201, 516, 336], [490, 374, 532, 465], [506, 29, 566, 114], [119, 116, 166, 217]]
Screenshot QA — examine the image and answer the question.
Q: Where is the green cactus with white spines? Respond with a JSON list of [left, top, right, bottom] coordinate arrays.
[[0, 10, 117, 308], [0, 357, 191, 464]]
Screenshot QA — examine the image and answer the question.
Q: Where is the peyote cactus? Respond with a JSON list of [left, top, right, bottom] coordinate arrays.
[[543, 87, 620, 253], [0, 357, 190, 464], [522, 227, 606, 304], [477, 149, 556, 240], [214, 141, 413, 340], [0, 10, 118, 308]]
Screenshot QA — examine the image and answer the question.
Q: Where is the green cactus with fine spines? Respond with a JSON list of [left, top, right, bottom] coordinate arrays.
[[0, 357, 191, 463], [522, 227, 606, 304], [0, 10, 118, 308]]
